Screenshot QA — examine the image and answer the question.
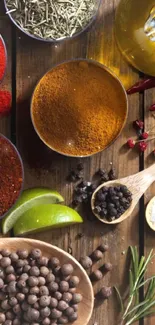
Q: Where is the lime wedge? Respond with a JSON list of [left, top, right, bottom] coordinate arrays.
[[2, 188, 64, 234], [13, 204, 83, 236]]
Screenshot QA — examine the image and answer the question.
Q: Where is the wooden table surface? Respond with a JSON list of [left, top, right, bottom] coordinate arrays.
[[0, 1, 155, 324]]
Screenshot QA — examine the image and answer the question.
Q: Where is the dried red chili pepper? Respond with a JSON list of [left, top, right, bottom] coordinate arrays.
[[0, 37, 6, 81], [127, 78, 155, 95], [148, 104, 155, 111], [0, 135, 23, 217], [0, 90, 11, 115]]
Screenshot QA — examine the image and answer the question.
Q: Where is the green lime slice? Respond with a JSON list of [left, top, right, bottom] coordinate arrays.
[[13, 204, 83, 236], [2, 188, 64, 234]]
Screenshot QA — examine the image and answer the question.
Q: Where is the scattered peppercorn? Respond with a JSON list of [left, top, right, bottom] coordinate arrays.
[[91, 250, 103, 261], [91, 270, 103, 281], [103, 263, 113, 272], [98, 244, 109, 252], [99, 286, 112, 299], [79, 256, 92, 269], [108, 167, 116, 180]]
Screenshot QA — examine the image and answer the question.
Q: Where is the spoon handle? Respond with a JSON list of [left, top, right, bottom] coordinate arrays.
[[121, 164, 155, 200]]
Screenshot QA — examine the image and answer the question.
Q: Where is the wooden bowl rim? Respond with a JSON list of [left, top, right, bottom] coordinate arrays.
[[0, 237, 94, 325]]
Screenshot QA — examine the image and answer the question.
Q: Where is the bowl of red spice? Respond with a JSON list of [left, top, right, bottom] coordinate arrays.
[[0, 34, 7, 83], [31, 59, 128, 157], [0, 134, 24, 219]]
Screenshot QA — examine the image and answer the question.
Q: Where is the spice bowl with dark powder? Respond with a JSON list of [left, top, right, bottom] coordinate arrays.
[[91, 183, 133, 224], [0, 134, 24, 219], [31, 59, 128, 157]]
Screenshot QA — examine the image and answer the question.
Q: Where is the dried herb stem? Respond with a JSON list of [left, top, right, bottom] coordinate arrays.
[[6, 0, 98, 40]]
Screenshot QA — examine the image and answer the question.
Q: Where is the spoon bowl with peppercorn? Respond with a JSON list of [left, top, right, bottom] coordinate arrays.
[[91, 164, 155, 224], [0, 237, 94, 325]]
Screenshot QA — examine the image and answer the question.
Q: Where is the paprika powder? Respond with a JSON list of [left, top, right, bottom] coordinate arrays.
[[0, 135, 23, 217], [0, 90, 11, 115], [0, 35, 6, 81], [31, 60, 127, 157]]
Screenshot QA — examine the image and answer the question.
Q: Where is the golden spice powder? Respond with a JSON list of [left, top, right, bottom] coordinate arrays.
[[31, 60, 127, 156]]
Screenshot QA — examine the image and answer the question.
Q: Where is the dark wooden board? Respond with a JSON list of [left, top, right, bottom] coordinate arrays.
[[0, 0, 149, 324]]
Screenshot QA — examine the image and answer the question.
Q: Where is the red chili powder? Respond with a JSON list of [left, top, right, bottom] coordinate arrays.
[[0, 136, 23, 217], [0, 90, 11, 115], [0, 38, 6, 81]]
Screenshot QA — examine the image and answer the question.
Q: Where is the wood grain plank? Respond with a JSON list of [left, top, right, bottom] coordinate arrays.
[[144, 87, 155, 325], [0, 2, 12, 138], [15, 1, 141, 325]]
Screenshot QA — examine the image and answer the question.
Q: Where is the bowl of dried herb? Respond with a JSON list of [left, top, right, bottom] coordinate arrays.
[[0, 134, 24, 220], [31, 59, 128, 157], [4, 0, 101, 42]]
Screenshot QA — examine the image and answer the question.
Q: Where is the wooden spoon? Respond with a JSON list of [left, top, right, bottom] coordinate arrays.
[[0, 238, 94, 325], [91, 164, 155, 225]]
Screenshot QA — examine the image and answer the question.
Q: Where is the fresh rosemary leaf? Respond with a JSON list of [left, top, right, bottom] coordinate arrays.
[[116, 246, 155, 325], [125, 299, 150, 318], [114, 286, 124, 313]]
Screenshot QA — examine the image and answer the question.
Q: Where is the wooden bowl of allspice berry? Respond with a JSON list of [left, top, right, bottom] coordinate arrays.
[[31, 59, 128, 157], [0, 238, 94, 325]]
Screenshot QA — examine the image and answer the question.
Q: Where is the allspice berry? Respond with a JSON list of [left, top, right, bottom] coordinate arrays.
[[57, 300, 68, 311], [58, 316, 68, 324], [0, 312, 6, 323], [91, 270, 103, 281], [104, 263, 113, 272], [54, 291, 62, 301], [98, 244, 109, 252], [65, 307, 74, 317], [62, 292, 72, 303], [69, 312, 78, 322], [49, 258, 60, 269], [61, 264, 73, 277], [51, 308, 62, 319], [69, 276, 80, 288], [80, 256, 92, 269], [71, 293, 82, 304], [50, 297, 58, 308], [59, 281, 69, 293], [99, 286, 112, 299], [91, 250, 103, 261]]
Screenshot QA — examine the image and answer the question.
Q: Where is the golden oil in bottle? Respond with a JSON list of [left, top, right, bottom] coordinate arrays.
[[115, 0, 155, 76]]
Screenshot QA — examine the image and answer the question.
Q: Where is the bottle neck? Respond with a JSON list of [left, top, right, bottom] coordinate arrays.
[[144, 6, 155, 41]]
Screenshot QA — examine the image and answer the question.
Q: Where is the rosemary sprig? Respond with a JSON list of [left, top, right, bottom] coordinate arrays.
[[115, 246, 155, 325], [5, 0, 98, 40]]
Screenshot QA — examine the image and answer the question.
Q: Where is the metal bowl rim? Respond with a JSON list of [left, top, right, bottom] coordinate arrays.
[[4, 0, 101, 43], [30, 58, 128, 158], [0, 133, 24, 220]]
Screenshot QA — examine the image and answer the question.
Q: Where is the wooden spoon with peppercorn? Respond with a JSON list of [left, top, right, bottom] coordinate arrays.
[[91, 164, 155, 224]]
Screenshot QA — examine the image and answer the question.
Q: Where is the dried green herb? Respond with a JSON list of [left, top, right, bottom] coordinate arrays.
[[6, 0, 98, 40], [115, 246, 155, 325]]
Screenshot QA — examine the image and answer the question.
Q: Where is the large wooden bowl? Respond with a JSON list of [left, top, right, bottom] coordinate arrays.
[[0, 238, 94, 325]]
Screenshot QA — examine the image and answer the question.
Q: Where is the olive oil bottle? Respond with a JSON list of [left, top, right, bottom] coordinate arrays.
[[115, 0, 155, 76]]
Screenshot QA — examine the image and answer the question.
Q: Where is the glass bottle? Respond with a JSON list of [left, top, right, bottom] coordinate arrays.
[[115, 0, 155, 76]]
